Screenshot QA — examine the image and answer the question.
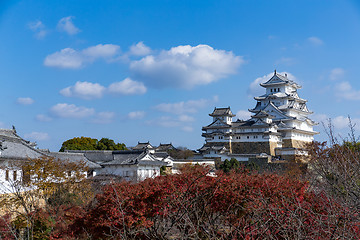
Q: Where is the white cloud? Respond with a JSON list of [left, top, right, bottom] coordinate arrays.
[[36, 114, 52, 122], [24, 132, 50, 141], [129, 42, 151, 56], [248, 71, 296, 97], [16, 97, 34, 105], [57, 16, 80, 35], [44, 44, 120, 69], [312, 114, 360, 131], [92, 111, 115, 124], [332, 116, 350, 130], [60, 81, 106, 100], [108, 78, 147, 95], [329, 68, 345, 81], [44, 48, 83, 69], [312, 113, 328, 123], [154, 96, 218, 115], [28, 20, 47, 39], [308, 36, 323, 46], [182, 126, 193, 132], [128, 111, 146, 119], [236, 110, 251, 120], [130, 44, 243, 89], [82, 44, 120, 59], [178, 115, 195, 122], [335, 81, 360, 101], [50, 103, 95, 119]]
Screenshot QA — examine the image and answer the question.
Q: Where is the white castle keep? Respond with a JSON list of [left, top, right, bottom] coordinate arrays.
[[201, 71, 318, 161]]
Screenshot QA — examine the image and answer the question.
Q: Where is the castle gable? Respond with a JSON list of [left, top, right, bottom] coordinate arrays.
[[206, 119, 231, 128], [263, 102, 292, 120]]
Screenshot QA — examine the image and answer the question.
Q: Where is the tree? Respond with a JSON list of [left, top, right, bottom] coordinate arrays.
[[307, 118, 360, 211], [59, 137, 98, 152], [65, 165, 359, 239], [59, 136, 127, 152], [0, 156, 93, 239], [219, 158, 240, 173], [97, 138, 127, 150], [168, 147, 194, 159]]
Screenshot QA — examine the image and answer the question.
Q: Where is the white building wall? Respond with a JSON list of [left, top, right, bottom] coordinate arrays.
[[0, 168, 23, 194], [137, 165, 160, 181]]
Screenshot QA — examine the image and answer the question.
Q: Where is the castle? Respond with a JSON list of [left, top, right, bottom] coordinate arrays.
[[200, 71, 318, 161]]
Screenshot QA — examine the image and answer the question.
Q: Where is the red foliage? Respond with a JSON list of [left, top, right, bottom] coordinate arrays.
[[0, 214, 14, 240], [62, 166, 359, 239]]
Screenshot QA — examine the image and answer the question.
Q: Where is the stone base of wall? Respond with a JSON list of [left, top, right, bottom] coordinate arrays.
[[279, 154, 309, 163], [282, 139, 310, 149], [231, 142, 273, 155]]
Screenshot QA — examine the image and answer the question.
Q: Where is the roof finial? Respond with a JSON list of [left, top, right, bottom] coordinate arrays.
[[274, 69, 277, 75]]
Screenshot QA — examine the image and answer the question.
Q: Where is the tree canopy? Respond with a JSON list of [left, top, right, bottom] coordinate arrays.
[[59, 137, 127, 152], [219, 158, 240, 173]]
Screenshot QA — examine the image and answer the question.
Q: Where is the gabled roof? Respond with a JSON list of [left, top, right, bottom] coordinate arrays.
[[260, 71, 301, 89], [262, 102, 293, 120], [156, 143, 176, 151], [255, 92, 289, 100], [65, 150, 114, 164], [203, 118, 231, 129], [252, 110, 275, 119], [209, 107, 235, 117], [0, 129, 102, 169], [48, 152, 102, 169], [102, 150, 165, 166], [0, 129, 45, 160], [132, 141, 154, 150]]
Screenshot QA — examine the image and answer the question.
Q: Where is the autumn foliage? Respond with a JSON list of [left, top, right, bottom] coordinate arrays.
[[61, 165, 359, 239], [1, 161, 359, 239]]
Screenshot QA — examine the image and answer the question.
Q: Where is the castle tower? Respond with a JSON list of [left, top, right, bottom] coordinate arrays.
[[201, 71, 318, 161]]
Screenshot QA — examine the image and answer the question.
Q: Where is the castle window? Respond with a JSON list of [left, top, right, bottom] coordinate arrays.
[[247, 136, 249, 139], [5, 170, 9, 181], [271, 89, 273, 92], [278, 88, 280, 92], [13, 171, 17, 181]]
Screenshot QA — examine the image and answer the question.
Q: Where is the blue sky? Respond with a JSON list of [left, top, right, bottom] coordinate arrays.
[[1, 0, 360, 151]]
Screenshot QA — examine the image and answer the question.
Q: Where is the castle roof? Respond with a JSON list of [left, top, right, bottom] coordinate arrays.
[[102, 150, 165, 166], [0, 128, 101, 169], [260, 71, 301, 89], [209, 107, 235, 117], [132, 141, 154, 150], [48, 152, 102, 169], [156, 143, 176, 151]]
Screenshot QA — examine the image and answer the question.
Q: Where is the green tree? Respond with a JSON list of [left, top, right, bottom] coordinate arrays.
[[219, 158, 240, 173], [59, 137, 127, 152], [59, 137, 98, 152], [97, 138, 127, 150]]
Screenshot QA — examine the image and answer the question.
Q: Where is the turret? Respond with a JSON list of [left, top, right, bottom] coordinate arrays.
[[209, 107, 235, 124]]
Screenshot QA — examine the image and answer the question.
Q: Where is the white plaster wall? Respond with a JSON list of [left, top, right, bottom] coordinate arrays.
[[0, 169, 23, 194], [285, 85, 296, 95], [137, 165, 160, 181]]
